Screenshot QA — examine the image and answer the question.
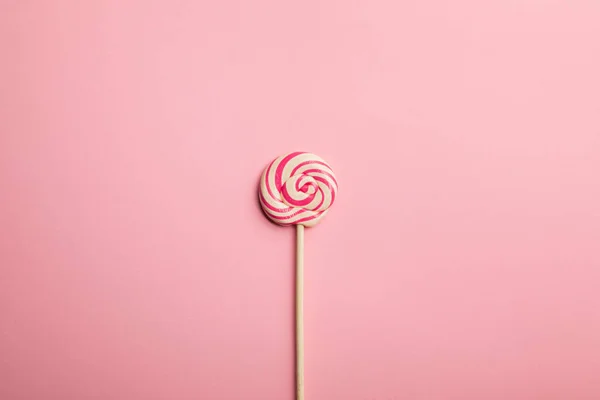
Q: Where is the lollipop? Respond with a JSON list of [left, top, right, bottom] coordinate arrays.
[[259, 151, 338, 400]]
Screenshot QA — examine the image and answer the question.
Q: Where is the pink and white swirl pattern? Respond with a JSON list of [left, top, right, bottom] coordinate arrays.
[[259, 152, 338, 227]]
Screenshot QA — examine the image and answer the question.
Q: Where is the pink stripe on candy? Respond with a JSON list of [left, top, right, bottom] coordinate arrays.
[[294, 212, 323, 225], [313, 176, 336, 205], [264, 160, 277, 201], [281, 184, 314, 207], [259, 191, 293, 213], [267, 208, 307, 221], [291, 161, 338, 186], [309, 189, 325, 211], [303, 169, 338, 188], [275, 151, 306, 192]]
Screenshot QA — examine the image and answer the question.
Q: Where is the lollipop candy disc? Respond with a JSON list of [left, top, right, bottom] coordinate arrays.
[[259, 151, 338, 227]]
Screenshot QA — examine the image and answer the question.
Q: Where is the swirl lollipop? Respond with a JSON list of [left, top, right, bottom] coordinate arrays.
[[259, 151, 338, 400]]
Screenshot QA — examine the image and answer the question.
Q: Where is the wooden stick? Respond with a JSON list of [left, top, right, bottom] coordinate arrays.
[[296, 224, 305, 400]]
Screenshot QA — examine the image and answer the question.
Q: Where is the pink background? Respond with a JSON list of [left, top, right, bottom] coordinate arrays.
[[1, 1, 600, 399]]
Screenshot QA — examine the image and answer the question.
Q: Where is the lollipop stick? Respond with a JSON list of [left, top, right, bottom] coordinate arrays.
[[296, 224, 305, 400]]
